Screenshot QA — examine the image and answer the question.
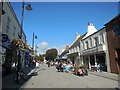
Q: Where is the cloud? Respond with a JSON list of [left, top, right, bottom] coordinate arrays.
[[37, 42, 49, 54], [56, 45, 67, 55], [37, 42, 67, 55]]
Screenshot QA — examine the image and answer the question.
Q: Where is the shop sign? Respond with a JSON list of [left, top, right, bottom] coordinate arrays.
[[2, 34, 8, 42], [2, 40, 10, 49], [82, 48, 98, 55], [0, 34, 10, 49]]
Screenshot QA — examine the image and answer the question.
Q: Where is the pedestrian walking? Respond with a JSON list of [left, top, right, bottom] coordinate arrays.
[[35, 60, 39, 68]]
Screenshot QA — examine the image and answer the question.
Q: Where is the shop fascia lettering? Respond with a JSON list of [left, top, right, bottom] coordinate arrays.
[[82, 48, 98, 55]]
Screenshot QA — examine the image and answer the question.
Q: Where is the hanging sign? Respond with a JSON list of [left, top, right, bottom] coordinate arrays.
[[2, 34, 8, 42]]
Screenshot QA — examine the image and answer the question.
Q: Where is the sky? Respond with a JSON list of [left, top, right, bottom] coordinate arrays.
[[10, 2, 118, 54]]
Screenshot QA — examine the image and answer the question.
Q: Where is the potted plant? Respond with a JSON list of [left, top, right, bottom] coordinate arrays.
[[82, 64, 88, 76]]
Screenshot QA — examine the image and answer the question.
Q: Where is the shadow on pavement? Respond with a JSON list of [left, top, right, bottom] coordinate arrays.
[[2, 66, 37, 89], [29, 72, 38, 76], [36, 68, 46, 72]]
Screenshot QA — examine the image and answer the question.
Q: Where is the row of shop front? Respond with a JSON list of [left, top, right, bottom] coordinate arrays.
[[68, 47, 110, 72], [67, 23, 111, 73]]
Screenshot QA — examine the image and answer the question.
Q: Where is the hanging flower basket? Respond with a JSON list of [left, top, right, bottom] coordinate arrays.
[[30, 51, 35, 57], [10, 39, 30, 52]]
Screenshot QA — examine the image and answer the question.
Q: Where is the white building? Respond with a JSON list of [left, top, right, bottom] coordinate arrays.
[[68, 33, 86, 65], [0, 2, 26, 67], [80, 23, 110, 72], [59, 46, 69, 62]]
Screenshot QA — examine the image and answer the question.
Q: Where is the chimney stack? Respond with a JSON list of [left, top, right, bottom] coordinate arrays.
[[76, 32, 80, 39], [88, 22, 93, 26]]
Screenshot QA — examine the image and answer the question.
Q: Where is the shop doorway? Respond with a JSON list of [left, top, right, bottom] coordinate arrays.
[[90, 55, 95, 65], [83, 56, 89, 68], [96, 53, 107, 71]]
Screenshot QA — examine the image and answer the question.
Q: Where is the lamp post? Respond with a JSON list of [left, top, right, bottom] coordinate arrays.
[[20, 2, 32, 39], [32, 32, 37, 51], [31, 32, 37, 64], [17, 1, 32, 71]]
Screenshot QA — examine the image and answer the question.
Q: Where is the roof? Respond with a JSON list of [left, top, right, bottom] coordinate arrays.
[[59, 49, 69, 57], [69, 33, 87, 49], [82, 27, 105, 40], [104, 14, 120, 26]]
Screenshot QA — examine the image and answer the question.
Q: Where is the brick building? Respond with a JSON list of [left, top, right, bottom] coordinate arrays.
[[105, 14, 120, 74]]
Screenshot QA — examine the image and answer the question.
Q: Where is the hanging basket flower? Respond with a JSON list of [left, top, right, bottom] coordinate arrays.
[[10, 39, 29, 52], [30, 51, 35, 56]]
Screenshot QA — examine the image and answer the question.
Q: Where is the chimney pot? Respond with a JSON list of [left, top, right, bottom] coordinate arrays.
[[88, 22, 93, 26]]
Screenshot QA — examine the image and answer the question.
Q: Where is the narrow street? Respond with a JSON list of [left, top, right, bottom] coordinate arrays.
[[1, 2, 120, 90], [21, 63, 119, 88]]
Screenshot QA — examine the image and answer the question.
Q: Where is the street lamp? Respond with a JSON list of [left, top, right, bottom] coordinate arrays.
[[17, 2, 32, 71], [32, 32, 37, 51], [20, 2, 32, 38], [31, 32, 37, 63]]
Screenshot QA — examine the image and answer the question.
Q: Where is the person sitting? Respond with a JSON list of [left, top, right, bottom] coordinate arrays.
[[97, 64, 101, 72]]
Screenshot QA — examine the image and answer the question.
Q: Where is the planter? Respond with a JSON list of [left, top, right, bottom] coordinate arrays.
[[74, 65, 88, 76]]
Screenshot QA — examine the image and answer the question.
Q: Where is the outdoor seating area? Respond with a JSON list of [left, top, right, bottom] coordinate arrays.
[[47, 61, 89, 76]]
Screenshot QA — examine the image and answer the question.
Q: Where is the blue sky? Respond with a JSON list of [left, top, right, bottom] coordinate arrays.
[[11, 2, 118, 54]]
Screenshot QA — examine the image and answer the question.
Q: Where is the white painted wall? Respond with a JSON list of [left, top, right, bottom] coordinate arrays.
[[1, 2, 26, 67], [2, 2, 26, 41], [80, 28, 110, 72]]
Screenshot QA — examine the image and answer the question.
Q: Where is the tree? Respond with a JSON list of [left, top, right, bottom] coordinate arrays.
[[37, 54, 46, 61], [45, 48, 58, 61]]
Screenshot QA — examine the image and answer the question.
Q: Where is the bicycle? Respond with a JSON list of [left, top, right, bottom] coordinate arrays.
[[14, 68, 27, 84]]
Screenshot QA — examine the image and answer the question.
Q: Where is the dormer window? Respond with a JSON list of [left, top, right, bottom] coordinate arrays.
[[94, 37, 99, 47], [85, 41, 89, 49], [90, 38, 92, 48]]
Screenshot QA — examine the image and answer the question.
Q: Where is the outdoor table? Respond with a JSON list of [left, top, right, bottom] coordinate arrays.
[[91, 65, 97, 72]]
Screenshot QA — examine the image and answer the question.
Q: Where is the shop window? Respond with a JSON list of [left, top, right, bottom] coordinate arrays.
[[113, 23, 120, 36]]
